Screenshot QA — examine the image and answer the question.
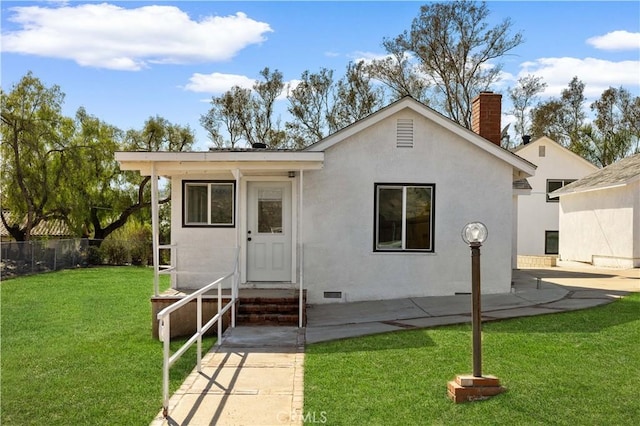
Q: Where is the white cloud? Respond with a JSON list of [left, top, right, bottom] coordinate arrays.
[[185, 73, 256, 93], [587, 30, 640, 51], [518, 57, 640, 100], [1, 3, 272, 71]]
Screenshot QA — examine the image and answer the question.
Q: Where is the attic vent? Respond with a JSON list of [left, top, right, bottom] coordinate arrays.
[[396, 119, 414, 148]]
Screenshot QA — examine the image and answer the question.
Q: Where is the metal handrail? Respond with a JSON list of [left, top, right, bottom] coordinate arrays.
[[157, 248, 239, 418]]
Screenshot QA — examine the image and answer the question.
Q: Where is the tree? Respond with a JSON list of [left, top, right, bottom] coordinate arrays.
[[364, 36, 430, 103], [331, 61, 385, 131], [1, 72, 196, 243], [531, 76, 586, 149], [200, 87, 247, 148], [286, 68, 336, 148], [574, 87, 640, 167], [200, 68, 286, 149], [507, 74, 547, 145], [395, 0, 523, 128], [0, 72, 75, 241], [83, 116, 194, 242]]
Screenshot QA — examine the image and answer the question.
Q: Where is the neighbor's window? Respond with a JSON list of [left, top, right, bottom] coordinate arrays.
[[546, 179, 575, 202], [375, 183, 435, 252], [183, 181, 235, 227], [545, 230, 559, 255]]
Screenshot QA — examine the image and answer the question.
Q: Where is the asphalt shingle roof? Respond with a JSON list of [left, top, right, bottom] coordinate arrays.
[[552, 153, 640, 196]]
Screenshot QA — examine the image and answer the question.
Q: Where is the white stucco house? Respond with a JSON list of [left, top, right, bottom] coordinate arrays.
[[514, 137, 598, 258], [116, 95, 535, 305], [552, 153, 640, 268]]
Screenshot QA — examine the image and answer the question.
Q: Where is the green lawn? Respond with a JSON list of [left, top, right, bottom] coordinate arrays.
[[304, 293, 640, 425], [1, 267, 215, 425]]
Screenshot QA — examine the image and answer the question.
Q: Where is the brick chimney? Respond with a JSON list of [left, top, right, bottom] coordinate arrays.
[[472, 92, 502, 146]]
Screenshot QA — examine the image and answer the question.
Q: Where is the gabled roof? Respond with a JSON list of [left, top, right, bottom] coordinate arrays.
[[552, 153, 640, 196], [305, 96, 536, 178], [514, 136, 598, 170]]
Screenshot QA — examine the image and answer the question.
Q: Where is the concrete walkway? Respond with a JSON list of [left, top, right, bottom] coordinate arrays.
[[151, 265, 639, 425]]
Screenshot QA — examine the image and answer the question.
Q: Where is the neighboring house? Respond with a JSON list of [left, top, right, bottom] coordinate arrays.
[[0, 212, 73, 242], [116, 94, 535, 304], [551, 153, 640, 268], [514, 137, 598, 258]]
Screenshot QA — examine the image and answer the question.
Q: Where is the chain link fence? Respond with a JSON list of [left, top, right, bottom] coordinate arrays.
[[1, 238, 91, 279]]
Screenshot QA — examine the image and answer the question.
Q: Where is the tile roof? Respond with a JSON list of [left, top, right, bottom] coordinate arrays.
[[0, 212, 73, 238]]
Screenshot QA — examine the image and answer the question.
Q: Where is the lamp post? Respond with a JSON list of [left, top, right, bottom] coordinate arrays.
[[461, 222, 488, 378], [447, 222, 504, 403]]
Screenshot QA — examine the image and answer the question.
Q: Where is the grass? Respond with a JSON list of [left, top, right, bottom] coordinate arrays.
[[1, 267, 215, 425], [304, 293, 640, 425]]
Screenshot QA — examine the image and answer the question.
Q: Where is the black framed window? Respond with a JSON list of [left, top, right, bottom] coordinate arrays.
[[183, 180, 235, 227], [547, 179, 575, 202], [375, 183, 435, 252], [545, 230, 559, 255]]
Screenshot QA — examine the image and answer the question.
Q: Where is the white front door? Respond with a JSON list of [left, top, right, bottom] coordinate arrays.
[[247, 181, 292, 282]]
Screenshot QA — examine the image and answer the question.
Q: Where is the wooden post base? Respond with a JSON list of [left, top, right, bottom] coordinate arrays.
[[447, 375, 505, 403]]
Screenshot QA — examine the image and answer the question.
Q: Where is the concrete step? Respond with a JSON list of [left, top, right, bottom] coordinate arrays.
[[238, 303, 300, 314]]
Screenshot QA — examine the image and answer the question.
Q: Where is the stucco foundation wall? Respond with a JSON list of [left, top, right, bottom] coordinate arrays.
[[302, 109, 514, 304], [171, 175, 239, 289], [559, 182, 639, 268]]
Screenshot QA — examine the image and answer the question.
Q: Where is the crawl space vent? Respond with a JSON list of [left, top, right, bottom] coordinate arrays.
[[324, 291, 343, 299], [396, 119, 414, 148]]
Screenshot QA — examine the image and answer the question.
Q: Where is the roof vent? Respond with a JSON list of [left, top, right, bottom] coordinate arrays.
[[396, 119, 414, 148], [252, 142, 267, 149]]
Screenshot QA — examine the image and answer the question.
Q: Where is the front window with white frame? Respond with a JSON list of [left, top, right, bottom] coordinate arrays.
[[375, 183, 435, 252], [183, 180, 235, 227]]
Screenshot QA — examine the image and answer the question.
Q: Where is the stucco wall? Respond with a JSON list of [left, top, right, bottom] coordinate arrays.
[[516, 138, 597, 256], [171, 174, 239, 289], [302, 109, 515, 303], [559, 181, 639, 268]]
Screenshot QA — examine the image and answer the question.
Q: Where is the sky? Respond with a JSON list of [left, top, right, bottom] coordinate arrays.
[[2, 1, 639, 150]]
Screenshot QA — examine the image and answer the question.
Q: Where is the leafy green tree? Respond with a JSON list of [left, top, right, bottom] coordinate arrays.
[[85, 116, 194, 242], [0, 72, 75, 241], [1, 72, 194, 243], [394, 0, 523, 128]]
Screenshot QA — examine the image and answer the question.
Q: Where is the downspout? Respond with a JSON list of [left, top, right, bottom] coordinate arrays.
[[299, 169, 304, 328], [151, 162, 160, 296]]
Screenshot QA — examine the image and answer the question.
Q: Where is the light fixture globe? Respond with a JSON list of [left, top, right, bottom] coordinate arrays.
[[462, 222, 488, 245]]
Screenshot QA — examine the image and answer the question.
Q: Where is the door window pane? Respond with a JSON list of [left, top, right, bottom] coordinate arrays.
[[258, 189, 283, 233]]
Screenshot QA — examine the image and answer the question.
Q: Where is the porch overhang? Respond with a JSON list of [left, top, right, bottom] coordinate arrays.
[[115, 151, 325, 176]]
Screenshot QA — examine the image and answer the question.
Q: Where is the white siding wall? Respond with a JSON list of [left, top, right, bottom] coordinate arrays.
[[302, 110, 514, 303], [517, 139, 597, 255], [559, 181, 639, 268], [171, 174, 238, 289]]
